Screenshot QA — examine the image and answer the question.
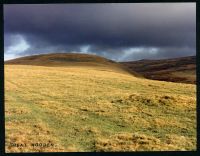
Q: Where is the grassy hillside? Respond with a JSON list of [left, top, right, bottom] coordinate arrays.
[[121, 56, 196, 84], [5, 53, 139, 77], [5, 54, 196, 152]]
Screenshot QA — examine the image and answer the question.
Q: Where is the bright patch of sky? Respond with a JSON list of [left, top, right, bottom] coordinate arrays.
[[5, 35, 30, 60], [79, 45, 97, 55], [119, 47, 159, 61], [80, 45, 90, 53]]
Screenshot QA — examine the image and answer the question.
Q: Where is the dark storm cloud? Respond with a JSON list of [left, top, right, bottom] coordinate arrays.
[[4, 3, 196, 61]]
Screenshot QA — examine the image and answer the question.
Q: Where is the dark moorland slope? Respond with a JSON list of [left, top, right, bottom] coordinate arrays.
[[121, 56, 196, 84]]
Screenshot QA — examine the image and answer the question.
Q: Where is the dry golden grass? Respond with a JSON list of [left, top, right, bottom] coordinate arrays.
[[5, 64, 196, 152], [95, 132, 194, 151]]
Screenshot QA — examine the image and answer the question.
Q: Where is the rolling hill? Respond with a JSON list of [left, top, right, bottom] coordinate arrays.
[[5, 53, 116, 66], [5, 53, 140, 77], [5, 53, 196, 152], [121, 56, 196, 84]]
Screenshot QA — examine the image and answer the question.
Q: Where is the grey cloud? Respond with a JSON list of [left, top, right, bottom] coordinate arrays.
[[4, 3, 196, 61]]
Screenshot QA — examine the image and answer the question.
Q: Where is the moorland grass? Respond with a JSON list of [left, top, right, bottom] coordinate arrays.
[[5, 64, 196, 152]]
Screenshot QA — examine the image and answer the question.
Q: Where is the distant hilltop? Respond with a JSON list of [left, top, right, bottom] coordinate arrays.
[[5, 53, 114, 65]]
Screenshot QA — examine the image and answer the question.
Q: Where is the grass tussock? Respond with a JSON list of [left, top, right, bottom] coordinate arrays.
[[95, 132, 194, 151]]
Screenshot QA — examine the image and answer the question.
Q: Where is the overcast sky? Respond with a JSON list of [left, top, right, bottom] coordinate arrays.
[[4, 3, 196, 61]]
